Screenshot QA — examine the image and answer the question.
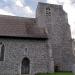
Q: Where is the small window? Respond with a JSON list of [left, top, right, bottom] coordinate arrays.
[[46, 7, 51, 16], [0, 42, 5, 61]]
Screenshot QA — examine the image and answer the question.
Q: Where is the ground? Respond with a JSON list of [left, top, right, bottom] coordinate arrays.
[[35, 72, 73, 75]]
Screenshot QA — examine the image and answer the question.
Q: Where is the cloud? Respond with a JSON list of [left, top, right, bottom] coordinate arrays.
[[47, 0, 58, 4], [0, 0, 35, 18], [0, 9, 14, 16], [25, 6, 33, 14], [23, 6, 35, 17], [15, 0, 35, 17], [34, 0, 46, 2], [16, 0, 24, 7]]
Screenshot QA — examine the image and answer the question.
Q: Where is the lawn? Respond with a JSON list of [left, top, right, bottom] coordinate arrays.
[[36, 72, 73, 75]]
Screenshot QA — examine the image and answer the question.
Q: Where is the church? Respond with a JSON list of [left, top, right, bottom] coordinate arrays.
[[0, 2, 74, 75]]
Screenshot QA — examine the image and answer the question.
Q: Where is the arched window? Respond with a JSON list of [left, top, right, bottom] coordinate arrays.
[[21, 57, 30, 74], [0, 42, 5, 61]]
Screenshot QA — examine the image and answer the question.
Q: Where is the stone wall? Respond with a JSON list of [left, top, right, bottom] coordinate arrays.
[[36, 2, 73, 71], [0, 38, 52, 75]]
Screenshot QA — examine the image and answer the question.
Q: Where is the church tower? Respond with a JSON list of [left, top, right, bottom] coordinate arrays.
[[36, 2, 73, 71]]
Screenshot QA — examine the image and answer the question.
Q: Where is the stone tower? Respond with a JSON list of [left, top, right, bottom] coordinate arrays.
[[36, 2, 73, 71]]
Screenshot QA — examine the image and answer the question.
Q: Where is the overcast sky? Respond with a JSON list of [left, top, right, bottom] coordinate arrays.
[[0, 0, 75, 38]]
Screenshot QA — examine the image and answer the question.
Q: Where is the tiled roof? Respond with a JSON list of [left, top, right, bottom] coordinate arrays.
[[0, 15, 47, 39]]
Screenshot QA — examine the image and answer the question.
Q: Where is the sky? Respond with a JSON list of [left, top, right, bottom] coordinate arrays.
[[0, 0, 75, 38]]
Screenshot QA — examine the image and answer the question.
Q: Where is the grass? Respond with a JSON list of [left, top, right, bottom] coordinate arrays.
[[35, 72, 73, 75]]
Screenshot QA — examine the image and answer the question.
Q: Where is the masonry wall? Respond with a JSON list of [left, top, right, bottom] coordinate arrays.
[[0, 38, 52, 75], [36, 2, 73, 71]]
